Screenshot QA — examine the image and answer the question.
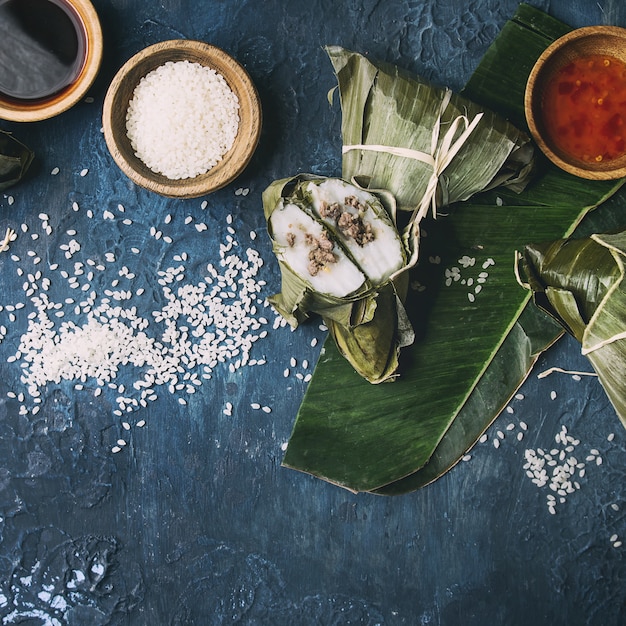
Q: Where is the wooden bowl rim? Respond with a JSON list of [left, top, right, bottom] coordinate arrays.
[[101, 39, 262, 198], [525, 25, 626, 180], [0, 0, 103, 122]]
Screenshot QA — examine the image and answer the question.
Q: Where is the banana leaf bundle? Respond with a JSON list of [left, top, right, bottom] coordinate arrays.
[[0, 130, 33, 191], [327, 46, 535, 220], [517, 230, 626, 428], [263, 174, 419, 383], [265, 48, 537, 385]]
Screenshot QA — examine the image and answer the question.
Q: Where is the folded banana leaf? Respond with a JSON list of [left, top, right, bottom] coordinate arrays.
[[326, 45, 535, 221], [518, 231, 626, 428], [0, 130, 33, 191], [263, 174, 419, 383], [282, 4, 626, 493]]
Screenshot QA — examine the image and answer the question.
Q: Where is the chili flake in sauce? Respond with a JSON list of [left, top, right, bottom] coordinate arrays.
[[542, 54, 626, 163]]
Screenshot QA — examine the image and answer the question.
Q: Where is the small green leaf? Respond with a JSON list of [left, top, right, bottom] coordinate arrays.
[[0, 130, 34, 191]]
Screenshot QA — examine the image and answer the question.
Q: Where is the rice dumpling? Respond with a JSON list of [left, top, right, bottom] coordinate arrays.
[[517, 230, 626, 428], [263, 174, 418, 383], [326, 46, 535, 220]]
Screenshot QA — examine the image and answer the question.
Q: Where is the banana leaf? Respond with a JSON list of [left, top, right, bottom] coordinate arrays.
[[282, 4, 626, 493], [326, 45, 535, 220], [263, 174, 419, 383], [0, 130, 33, 191], [518, 231, 626, 428]]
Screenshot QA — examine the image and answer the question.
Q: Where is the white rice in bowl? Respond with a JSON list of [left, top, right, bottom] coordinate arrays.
[[125, 60, 240, 180]]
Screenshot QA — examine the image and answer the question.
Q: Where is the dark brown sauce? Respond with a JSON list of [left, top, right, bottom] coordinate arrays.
[[0, 0, 86, 101]]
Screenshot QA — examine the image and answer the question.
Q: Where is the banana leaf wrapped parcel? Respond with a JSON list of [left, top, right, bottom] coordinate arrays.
[[517, 230, 626, 428], [263, 174, 419, 384], [326, 46, 535, 221], [264, 49, 537, 384]]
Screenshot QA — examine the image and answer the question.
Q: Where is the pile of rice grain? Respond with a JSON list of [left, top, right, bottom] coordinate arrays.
[[125, 60, 240, 180]]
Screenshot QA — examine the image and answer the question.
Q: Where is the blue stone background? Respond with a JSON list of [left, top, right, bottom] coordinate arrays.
[[0, 0, 625, 624]]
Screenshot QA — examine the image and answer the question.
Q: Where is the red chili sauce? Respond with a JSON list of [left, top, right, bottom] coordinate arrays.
[[542, 54, 626, 163]]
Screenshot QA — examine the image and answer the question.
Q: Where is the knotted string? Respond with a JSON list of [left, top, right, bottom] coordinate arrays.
[[342, 89, 484, 224]]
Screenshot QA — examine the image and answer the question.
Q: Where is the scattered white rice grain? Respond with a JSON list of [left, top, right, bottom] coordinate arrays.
[[111, 446, 122, 453], [262, 406, 271, 413], [283, 368, 290, 377], [72, 201, 79, 211], [250, 402, 261, 410], [608, 433, 615, 441], [51, 167, 60, 175], [493, 438, 500, 449], [80, 168, 88, 177], [550, 390, 557, 400]]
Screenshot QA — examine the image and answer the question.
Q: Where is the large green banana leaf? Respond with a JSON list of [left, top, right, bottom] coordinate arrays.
[[282, 4, 626, 493]]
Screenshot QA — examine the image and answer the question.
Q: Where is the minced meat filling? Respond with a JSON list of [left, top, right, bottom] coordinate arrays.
[[305, 231, 337, 276], [284, 194, 377, 277], [319, 196, 375, 246], [285, 229, 339, 276]]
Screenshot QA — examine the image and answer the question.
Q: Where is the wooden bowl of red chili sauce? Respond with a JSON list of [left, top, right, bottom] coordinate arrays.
[[525, 26, 626, 180]]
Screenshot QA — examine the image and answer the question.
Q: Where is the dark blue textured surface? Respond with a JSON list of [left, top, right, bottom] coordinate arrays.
[[1, 1, 626, 624]]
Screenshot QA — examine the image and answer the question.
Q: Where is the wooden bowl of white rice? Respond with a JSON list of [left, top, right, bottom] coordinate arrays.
[[102, 39, 261, 198]]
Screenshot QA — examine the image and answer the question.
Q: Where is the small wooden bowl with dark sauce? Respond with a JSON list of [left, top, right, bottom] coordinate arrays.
[[525, 26, 626, 180], [0, 0, 103, 122]]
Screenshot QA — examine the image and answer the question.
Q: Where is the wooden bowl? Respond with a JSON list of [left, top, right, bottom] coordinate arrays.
[[0, 0, 103, 122], [525, 26, 626, 180], [102, 40, 262, 198]]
